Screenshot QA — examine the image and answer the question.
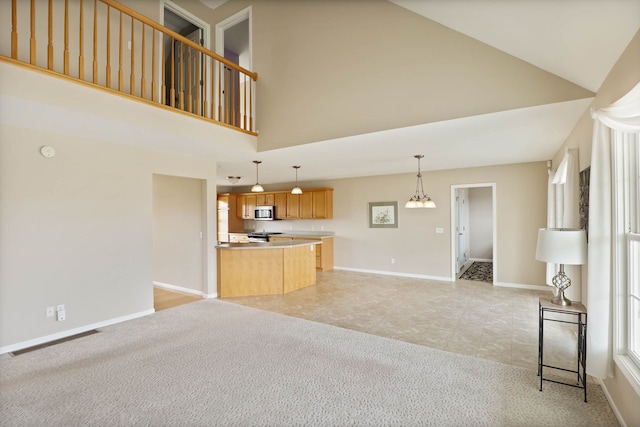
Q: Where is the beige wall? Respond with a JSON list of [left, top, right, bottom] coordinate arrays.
[[252, 161, 547, 285], [469, 187, 493, 260], [153, 174, 205, 293], [0, 61, 226, 350], [207, 0, 593, 151], [550, 29, 640, 427]]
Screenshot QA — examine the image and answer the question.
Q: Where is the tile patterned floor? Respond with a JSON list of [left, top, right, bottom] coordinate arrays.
[[226, 270, 584, 379]]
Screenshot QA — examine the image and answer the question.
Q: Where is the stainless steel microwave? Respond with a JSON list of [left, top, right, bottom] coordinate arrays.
[[254, 205, 276, 220]]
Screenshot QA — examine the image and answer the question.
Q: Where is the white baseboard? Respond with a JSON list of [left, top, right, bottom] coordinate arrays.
[[0, 309, 155, 355], [470, 258, 493, 262], [334, 266, 453, 282], [494, 282, 553, 292], [597, 377, 627, 427], [203, 293, 218, 299], [153, 281, 205, 297]]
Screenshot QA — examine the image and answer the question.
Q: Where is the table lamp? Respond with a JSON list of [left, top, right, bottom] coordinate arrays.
[[535, 228, 587, 306]]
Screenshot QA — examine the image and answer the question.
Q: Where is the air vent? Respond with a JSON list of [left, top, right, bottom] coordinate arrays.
[[10, 330, 100, 356]]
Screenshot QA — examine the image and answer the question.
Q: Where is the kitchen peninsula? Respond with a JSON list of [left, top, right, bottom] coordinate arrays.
[[216, 240, 319, 298]]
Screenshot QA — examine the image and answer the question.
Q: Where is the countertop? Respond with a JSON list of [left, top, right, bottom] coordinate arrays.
[[271, 232, 334, 239], [217, 240, 321, 250]]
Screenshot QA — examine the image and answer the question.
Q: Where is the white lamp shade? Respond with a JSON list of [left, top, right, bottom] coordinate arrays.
[[422, 199, 436, 208], [535, 228, 587, 265], [251, 184, 264, 193]]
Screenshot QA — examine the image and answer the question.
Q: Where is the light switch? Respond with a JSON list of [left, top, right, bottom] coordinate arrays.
[[435, 227, 444, 234]]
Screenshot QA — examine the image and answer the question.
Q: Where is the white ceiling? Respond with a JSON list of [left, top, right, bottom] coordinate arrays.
[[212, 1, 640, 188]]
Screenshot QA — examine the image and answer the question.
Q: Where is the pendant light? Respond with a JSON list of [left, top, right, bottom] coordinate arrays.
[[291, 165, 303, 194], [405, 154, 436, 209], [251, 160, 264, 192]]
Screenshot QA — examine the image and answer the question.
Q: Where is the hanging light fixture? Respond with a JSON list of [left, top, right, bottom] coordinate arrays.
[[251, 160, 264, 192], [405, 154, 436, 209], [291, 166, 303, 194]]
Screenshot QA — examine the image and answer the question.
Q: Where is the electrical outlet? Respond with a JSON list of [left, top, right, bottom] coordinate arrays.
[[391, 258, 395, 264], [57, 304, 65, 312], [435, 227, 444, 234], [46, 306, 55, 317], [56, 310, 66, 321]]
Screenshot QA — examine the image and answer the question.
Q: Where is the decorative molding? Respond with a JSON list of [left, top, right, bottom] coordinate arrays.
[[0, 309, 155, 355], [597, 378, 628, 427], [494, 282, 553, 292], [153, 281, 204, 297], [334, 266, 453, 282]]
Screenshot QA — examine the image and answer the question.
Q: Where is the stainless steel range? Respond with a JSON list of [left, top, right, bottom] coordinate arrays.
[[247, 232, 283, 242]]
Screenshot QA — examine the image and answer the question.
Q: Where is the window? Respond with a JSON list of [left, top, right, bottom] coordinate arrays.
[[613, 131, 640, 385]]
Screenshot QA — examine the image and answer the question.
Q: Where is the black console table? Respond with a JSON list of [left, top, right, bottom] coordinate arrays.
[[538, 297, 588, 402]]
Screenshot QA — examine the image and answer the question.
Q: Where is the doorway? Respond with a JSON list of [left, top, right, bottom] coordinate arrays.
[[451, 183, 497, 283], [215, 7, 252, 126], [152, 174, 206, 309], [162, 1, 209, 113]]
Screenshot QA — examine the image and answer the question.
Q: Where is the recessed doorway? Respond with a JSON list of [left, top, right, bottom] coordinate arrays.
[[450, 183, 496, 283]]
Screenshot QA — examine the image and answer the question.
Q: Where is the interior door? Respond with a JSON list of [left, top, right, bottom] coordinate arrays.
[[456, 189, 469, 273], [222, 49, 240, 127], [170, 29, 203, 112]]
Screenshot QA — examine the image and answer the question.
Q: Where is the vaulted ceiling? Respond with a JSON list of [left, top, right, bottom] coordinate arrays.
[[212, 1, 640, 187]]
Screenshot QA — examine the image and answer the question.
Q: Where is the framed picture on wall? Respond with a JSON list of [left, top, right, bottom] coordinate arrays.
[[579, 166, 590, 240], [369, 202, 398, 228]]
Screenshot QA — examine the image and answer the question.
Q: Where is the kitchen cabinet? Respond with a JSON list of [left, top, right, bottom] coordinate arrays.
[[236, 194, 256, 219], [256, 193, 274, 206], [299, 189, 333, 219], [274, 193, 288, 219], [217, 241, 317, 297], [217, 194, 245, 242], [229, 188, 333, 220], [286, 193, 300, 218], [269, 236, 334, 271]]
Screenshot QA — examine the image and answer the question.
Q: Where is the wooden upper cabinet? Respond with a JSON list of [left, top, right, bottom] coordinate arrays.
[[274, 193, 288, 219], [256, 193, 274, 206], [245, 194, 257, 219], [312, 189, 333, 219], [299, 192, 314, 219], [287, 193, 300, 218], [299, 189, 333, 219], [235, 195, 245, 219], [228, 188, 332, 220], [236, 194, 256, 219]]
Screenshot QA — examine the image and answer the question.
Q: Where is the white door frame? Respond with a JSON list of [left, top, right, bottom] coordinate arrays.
[[215, 6, 253, 123], [450, 183, 497, 283], [160, 1, 211, 109]]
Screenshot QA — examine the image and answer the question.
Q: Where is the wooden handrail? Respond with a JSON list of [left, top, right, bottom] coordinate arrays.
[[100, 0, 257, 81], [1, 0, 258, 135]]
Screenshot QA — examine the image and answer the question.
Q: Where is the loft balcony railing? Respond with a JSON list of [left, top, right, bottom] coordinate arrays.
[[1, 0, 257, 135]]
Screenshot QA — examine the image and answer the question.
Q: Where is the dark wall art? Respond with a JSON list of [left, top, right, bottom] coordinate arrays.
[[579, 166, 590, 240]]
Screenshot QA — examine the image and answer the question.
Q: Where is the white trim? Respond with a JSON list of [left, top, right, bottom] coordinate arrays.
[[162, 0, 212, 111], [215, 6, 252, 66], [162, 0, 211, 49], [614, 353, 640, 396], [153, 281, 205, 297], [203, 293, 218, 299], [334, 266, 452, 282], [450, 183, 497, 284], [215, 6, 253, 123], [598, 377, 628, 427], [469, 257, 493, 262], [494, 282, 553, 292], [0, 309, 155, 355]]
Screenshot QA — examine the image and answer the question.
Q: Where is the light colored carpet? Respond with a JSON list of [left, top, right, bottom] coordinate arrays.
[[0, 300, 618, 426]]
